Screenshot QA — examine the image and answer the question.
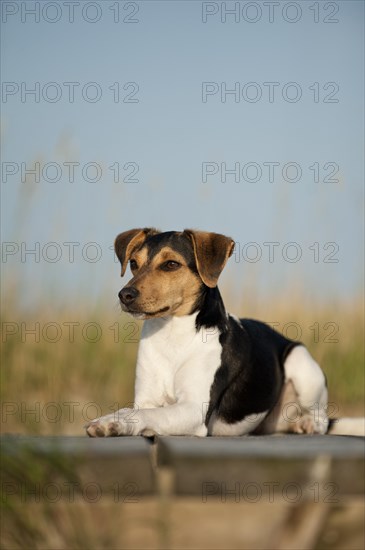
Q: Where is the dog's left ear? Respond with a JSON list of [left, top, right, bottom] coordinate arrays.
[[183, 230, 235, 288], [115, 227, 159, 276]]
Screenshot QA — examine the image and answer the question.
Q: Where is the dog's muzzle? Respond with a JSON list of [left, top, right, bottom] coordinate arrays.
[[118, 287, 139, 306]]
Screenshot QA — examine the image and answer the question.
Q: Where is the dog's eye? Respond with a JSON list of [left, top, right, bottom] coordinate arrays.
[[130, 260, 138, 271], [161, 261, 181, 271]]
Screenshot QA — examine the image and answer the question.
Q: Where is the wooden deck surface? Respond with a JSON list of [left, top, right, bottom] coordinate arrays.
[[1, 434, 364, 549]]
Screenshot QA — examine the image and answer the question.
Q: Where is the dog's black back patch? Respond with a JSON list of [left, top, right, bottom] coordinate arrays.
[[205, 316, 300, 426]]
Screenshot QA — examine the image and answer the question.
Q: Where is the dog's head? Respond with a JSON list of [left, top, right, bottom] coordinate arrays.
[[114, 228, 235, 319]]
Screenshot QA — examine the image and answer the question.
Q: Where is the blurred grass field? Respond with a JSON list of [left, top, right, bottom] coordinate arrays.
[[1, 288, 364, 436]]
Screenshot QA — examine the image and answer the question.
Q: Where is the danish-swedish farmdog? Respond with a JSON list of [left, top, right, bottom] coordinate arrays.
[[86, 229, 364, 437]]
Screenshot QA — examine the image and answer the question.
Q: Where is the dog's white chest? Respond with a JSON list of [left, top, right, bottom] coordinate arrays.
[[134, 314, 222, 408]]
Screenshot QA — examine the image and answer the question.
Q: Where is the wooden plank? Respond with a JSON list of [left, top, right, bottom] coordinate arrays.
[[157, 435, 365, 497], [1, 435, 156, 498], [158, 434, 365, 460], [2, 434, 364, 500]]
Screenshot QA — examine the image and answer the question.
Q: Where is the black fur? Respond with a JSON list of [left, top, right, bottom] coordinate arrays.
[[198, 288, 300, 428], [195, 287, 228, 332]]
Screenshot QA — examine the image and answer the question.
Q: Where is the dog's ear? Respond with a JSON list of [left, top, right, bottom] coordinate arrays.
[[183, 230, 235, 288], [114, 228, 159, 276]]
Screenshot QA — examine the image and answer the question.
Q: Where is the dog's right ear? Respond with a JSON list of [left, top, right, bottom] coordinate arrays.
[[114, 228, 159, 276]]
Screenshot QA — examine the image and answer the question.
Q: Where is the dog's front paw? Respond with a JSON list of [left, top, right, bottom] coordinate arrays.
[[85, 419, 123, 437], [85, 410, 135, 437], [85, 420, 105, 437]]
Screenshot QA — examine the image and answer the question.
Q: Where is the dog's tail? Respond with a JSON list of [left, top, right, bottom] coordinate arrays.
[[327, 417, 365, 436]]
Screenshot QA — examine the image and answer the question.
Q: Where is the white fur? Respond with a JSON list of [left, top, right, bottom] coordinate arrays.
[[87, 313, 222, 437], [282, 345, 329, 434], [210, 411, 269, 436], [328, 417, 365, 436]]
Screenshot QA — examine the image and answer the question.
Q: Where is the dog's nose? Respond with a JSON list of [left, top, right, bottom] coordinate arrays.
[[118, 287, 139, 305]]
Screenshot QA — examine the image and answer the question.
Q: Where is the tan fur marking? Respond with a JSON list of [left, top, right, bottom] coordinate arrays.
[[131, 247, 148, 269], [150, 247, 187, 266], [122, 246, 202, 317], [184, 230, 235, 288], [114, 228, 159, 276], [254, 381, 299, 434]]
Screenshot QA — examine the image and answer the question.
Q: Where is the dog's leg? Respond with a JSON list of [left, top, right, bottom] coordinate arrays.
[[85, 402, 208, 437], [281, 345, 329, 434]]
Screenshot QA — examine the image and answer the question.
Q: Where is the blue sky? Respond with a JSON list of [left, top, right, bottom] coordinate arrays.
[[1, 0, 364, 311]]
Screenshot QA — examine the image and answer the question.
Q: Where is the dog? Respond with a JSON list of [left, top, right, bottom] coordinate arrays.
[[85, 228, 362, 437]]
